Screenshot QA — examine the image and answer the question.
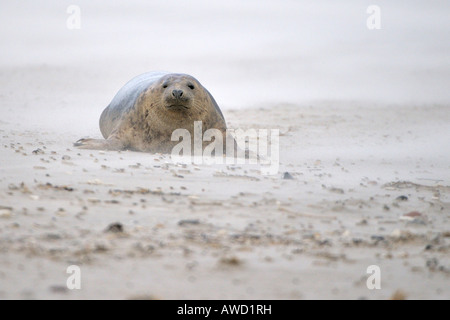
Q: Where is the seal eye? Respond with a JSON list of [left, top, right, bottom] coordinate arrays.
[[162, 83, 168, 89], [187, 83, 195, 90]]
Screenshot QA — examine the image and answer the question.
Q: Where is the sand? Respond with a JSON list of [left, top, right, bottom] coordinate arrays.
[[0, 1, 449, 300], [1, 102, 449, 300]]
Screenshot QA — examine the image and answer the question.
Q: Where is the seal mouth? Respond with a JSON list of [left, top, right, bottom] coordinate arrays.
[[166, 105, 190, 111]]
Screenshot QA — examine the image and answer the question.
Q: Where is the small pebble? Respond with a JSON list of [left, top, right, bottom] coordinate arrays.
[[49, 285, 68, 294], [219, 256, 242, 266], [390, 290, 406, 300], [282, 172, 294, 180], [32, 148, 44, 155], [0, 209, 12, 218], [178, 219, 200, 226], [400, 211, 427, 223], [105, 222, 124, 233], [371, 235, 385, 242]]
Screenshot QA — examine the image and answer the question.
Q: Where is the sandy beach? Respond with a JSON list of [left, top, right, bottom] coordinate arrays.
[[0, 1, 449, 300]]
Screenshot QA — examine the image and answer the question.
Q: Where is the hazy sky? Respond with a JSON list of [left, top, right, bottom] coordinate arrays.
[[1, 0, 449, 107]]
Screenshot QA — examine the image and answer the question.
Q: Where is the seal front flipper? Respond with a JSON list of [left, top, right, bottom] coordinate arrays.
[[74, 137, 125, 151]]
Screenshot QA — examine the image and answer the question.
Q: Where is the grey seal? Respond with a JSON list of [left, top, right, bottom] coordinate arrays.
[[75, 72, 227, 153]]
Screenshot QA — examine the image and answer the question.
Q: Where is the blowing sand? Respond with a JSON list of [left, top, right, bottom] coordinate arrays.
[[0, 1, 449, 300]]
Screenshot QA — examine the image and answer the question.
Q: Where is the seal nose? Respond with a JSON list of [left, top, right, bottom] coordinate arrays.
[[172, 89, 183, 99]]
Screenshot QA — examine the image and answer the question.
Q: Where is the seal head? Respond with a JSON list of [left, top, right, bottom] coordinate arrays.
[[161, 74, 196, 111]]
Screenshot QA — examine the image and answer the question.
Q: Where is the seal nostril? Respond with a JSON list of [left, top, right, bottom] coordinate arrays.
[[172, 89, 183, 99]]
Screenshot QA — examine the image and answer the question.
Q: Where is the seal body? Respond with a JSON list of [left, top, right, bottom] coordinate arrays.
[[75, 72, 227, 153]]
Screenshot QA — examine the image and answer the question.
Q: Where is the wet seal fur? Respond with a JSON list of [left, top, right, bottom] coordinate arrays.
[[75, 72, 227, 153]]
